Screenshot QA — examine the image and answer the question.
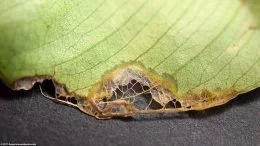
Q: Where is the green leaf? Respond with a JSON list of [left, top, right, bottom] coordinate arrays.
[[0, 0, 260, 118]]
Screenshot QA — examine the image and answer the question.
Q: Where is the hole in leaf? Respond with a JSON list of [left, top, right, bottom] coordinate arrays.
[[165, 100, 182, 108]]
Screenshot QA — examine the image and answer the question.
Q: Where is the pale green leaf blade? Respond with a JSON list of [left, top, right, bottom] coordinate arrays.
[[0, 0, 259, 118]]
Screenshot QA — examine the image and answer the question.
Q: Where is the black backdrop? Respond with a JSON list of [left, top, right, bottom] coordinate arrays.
[[0, 80, 259, 146]]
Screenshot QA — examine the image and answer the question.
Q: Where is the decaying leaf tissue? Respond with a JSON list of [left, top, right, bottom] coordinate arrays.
[[0, 0, 260, 119]]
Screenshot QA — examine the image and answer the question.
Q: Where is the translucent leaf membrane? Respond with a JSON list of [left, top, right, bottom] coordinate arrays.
[[53, 65, 239, 119]]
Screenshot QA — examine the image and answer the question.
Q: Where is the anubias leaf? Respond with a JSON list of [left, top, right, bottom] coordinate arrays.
[[0, 0, 260, 119]]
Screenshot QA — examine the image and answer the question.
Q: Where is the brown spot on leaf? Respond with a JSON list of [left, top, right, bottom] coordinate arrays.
[[85, 64, 239, 119]]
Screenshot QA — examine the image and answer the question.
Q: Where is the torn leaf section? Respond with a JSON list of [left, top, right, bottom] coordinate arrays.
[[9, 65, 239, 119], [75, 64, 240, 119], [80, 64, 193, 118]]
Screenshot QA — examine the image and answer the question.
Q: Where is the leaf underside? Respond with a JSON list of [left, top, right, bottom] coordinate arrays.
[[0, 0, 260, 119]]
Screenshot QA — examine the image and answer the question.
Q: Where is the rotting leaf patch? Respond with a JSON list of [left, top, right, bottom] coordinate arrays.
[[71, 64, 239, 119], [9, 64, 239, 119]]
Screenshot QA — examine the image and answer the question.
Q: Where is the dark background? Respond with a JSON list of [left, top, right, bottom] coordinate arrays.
[[0, 80, 259, 146]]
